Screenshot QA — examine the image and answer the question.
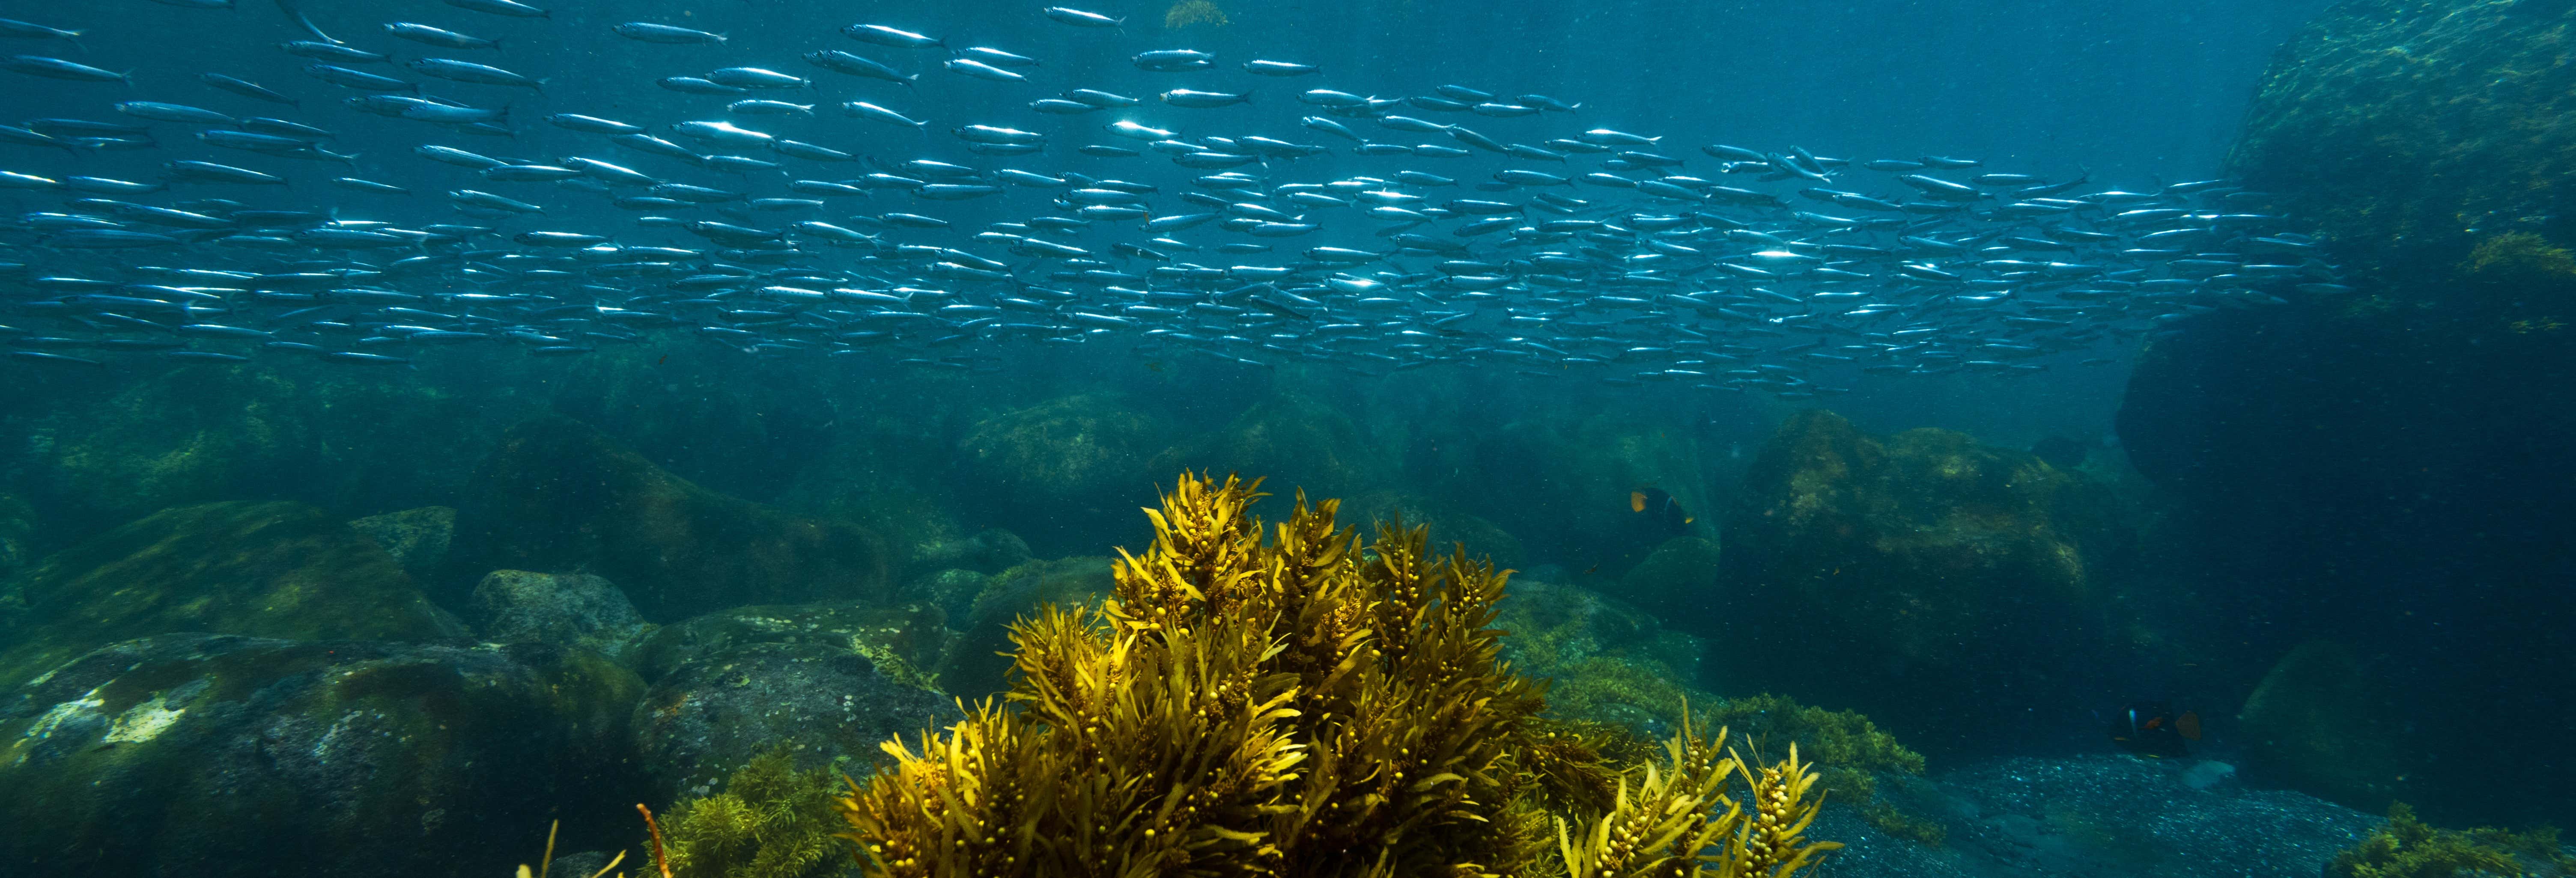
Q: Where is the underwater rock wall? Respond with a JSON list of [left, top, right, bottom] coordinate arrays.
[[2123, 0, 2576, 829]]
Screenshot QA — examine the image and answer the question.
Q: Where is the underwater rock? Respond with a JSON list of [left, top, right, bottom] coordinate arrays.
[[17, 360, 520, 534], [956, 394, 1169, 551], [347, 505, 456, 582], [0, 501, 461, 691], [471, 570, 653, 664], [2236, 640, 2417, 812], [1150, 393, 1391, 510], [944, 556, 1117, 698], [0, 633, 644, 878], [2230, 0, 2576, 293], [1493, 577, 1713, 736], [907, 527, 1034, 581], [909, 567, 992, 625], [1714, 410, 2128, 748], [628, 601, 958, 802], [453, 415, 895, 621], [1614, 535, 1723, 611]]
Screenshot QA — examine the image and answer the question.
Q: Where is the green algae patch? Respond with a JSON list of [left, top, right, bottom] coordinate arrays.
[[0, 500, 456, 691]]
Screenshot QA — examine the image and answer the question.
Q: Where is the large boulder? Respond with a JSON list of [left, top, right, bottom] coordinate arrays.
[[1151, 393, 1390, 509], [629, 601, 959, 803], [2121, 0, 2576, 829], [2236, 640, 2417, 812], [0, 501, 460, 691], [956, 395, 1169, 552], [453, 416, 895, 621], [471, 570, 653, 664], [348, 505, 456, 582], [1712, 411, 2127, 750], [943, 556, 1118, 699], [2229, 0, 2576, 293], [0, 633, 644, 878], [15, 360, 519, 533]]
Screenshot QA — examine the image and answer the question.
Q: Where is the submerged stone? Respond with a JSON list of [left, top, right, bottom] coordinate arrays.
[[0, 633, 644, 878], [453, 415, 895, 621], [2236, 640, 2417, 812], [471, 570, 653, 664], [1714, 410, 2129, 746], [347, 505, 456, 582], [629, 601, 958, 802], [944, 556, 1116, 698], [0, 500, 460, 690]]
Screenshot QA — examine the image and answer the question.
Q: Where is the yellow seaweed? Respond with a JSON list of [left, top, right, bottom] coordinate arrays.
[[835, 472, 1838, 878]]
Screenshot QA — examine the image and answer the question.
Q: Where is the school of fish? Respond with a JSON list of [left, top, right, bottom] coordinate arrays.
[[0, 3, 2346, 394]]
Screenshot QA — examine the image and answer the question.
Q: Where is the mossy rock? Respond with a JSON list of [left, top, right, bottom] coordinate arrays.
[[1496, 578, 1712, 738], [945, 556, 1117, 698], [453, 416, 895, 622], [629, 602, 960, 804], [0, 500, 459, 691], [2239, 640, 2418, 811], [1615, 536, 1722, 612], [634, 600, 952, 685], [471, 570, 653, 665], [1714, 410, 2128, 746], [2229, 0, 2576, 299], [348, 505, 455, 582], [1151, 393, 1390, 506], [957, 394, 1169, 524], [0, 633, 645, 878], [26, 360, 518, 531]]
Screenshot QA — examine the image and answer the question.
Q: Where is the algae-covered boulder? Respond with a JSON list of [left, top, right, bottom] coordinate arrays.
[[2237, 640, 2417, 811], [0, 633, 644, 878], [945, 556, 1118, 698], [1616, 536, 1723, 612], [1494, 578, 1713, 738], [2229, 0, 2576, 293], [957, 395, 1168, 548], [1713, 410, 2126, 745], [453, 416, 895, 621], [629, 601, 959, 802], [0, 501, 460, 690], [472, 570, 653, 664], [21, 360, 517, 533], [1151, 393, 1390, 506], [348, 505, 456, 581]]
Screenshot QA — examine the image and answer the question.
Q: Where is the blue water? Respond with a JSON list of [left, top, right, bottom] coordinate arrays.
[[2, 0, 2565, 875]]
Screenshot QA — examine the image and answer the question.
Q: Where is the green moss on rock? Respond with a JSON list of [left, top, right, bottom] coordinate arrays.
[[0, 633, 644, 878], [2239, 640, 2420, 812], [2229, 0, 2576, 298], [0, 500, 459, 690], [1714, 410, 2130, 741]]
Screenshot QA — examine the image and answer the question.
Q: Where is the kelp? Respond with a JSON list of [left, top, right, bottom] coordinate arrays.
[[836, 473, 1838, 878]]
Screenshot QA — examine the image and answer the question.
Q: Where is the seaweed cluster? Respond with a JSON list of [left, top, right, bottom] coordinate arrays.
[[834, 473, 1838, 878], [1700, 695, 1939, 846], [2326, 803, 2576, 878], [651, 747, 853, 878]]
